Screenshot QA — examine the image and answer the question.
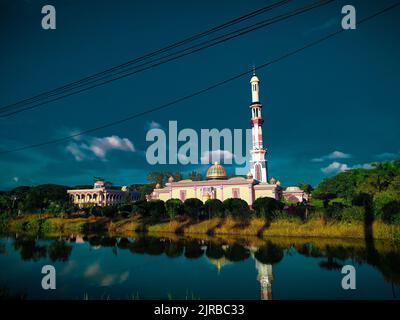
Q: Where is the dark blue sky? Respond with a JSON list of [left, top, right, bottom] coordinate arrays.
[[0, 0, 399, 189]]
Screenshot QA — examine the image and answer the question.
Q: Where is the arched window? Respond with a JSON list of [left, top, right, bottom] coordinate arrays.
[[255, 164, 262, 181]]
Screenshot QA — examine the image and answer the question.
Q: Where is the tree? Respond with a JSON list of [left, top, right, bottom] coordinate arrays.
[[188, 171, 203, 181], [373, 191, 399, 218], [183, 198, 204, 220], [298, 183, 314, 195], [165, 199, 183, 219], [147, 171, 183, 186], [222, 198, 249, 219], [132, 200, 148, 216], [147, 172, 165, 185], [204, 199, 224, 218], [147, 200, 166, 219], [252, 197, 284, 220]]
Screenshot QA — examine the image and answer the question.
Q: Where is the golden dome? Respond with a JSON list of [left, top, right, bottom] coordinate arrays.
[[206, 162, 227, 180], [155, 183, 161, 189]]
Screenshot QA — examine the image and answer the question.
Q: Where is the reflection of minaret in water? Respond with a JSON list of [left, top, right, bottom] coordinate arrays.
[[255, 259, 273, 300]]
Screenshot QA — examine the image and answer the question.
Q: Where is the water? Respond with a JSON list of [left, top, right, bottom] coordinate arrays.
[[0, 233, 399, 300]]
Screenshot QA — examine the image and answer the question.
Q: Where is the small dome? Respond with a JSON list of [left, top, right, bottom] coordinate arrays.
[[250, 75, 259, 83], [286, 186, 301, 191], [155, 183, 161, 189], [121, 186, 128, 192], [276, 181, 281, 186], [247, 171, 253, 179], [270, 177, 277, 184], [168, 176, 174, 183], [206, 162, 227, 180]]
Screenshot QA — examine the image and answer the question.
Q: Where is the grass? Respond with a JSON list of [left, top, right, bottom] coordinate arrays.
[[263, 219, 365, 238], [3, 214, 400, 241]]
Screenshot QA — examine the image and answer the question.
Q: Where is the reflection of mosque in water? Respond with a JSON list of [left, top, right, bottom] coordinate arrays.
[[255, 256, 273, 300], [8, 234, 400, 299], [207, 243, 273, 300]]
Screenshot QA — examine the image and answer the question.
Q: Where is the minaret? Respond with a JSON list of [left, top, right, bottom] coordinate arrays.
[[249, 68, 268, 183], [255, 260, 273, 300]]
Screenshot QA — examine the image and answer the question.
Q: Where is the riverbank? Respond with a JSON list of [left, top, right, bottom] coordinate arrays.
[[2, 214, 400, 240]]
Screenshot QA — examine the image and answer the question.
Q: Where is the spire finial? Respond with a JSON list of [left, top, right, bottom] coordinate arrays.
[[252, 65, 256, 75]]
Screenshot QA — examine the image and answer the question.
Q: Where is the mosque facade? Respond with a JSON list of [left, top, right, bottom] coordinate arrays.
[[149, 71, 306, 205], [67, 179, 140, 207]]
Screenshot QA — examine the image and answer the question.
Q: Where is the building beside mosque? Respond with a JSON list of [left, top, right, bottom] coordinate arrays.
[[67, 179, 140, 207], [149, 71, 306, 204]]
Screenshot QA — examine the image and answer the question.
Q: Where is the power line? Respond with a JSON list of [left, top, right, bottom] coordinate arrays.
[[0, 1, 398, 155], [0, 0, 293, 114], [0, 0, 332, 117]]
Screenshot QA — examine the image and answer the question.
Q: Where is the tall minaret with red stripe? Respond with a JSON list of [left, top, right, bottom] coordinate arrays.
[[249, 68, 268, 183]]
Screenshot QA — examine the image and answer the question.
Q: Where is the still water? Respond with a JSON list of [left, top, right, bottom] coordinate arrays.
[[0, 233, 399, 300]]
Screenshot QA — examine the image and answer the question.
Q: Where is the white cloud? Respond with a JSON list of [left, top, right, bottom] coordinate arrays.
[[321, 161, 372, 174], [84, 262, 100, 278], [200, 149, 234, 164], [375, 151, 400, 160], [321, 162, 349, 174], [66, 134, 135, 161], [312, 150, 351, 162], [66, 143, 87, 161], [146, 121, 161, 129]]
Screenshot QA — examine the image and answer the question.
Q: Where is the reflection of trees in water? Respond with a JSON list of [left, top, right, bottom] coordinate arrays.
[[48, 240, 72, 262], [206, 242, 225, 260], [117, 237, 132, 250], [164, 240, 184, 258], [0, 285, 27, 300], [224, 243, 250, 262], [99, 237, 117, 248], [145, 237, 165, 255], [129, 236, 165, 255], [12, 238, 72, 262], [0, 243, 5, 255], [130, 237, 149, 254], [254, 242, 283, 265], [13, 238, 47, 261], [86, 235, 101, 247], [293, 240, 400, 286], [184, 240, 204, 259]]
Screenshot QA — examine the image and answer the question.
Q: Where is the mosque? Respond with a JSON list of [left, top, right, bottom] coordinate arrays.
[[149, 71, 306, 205]]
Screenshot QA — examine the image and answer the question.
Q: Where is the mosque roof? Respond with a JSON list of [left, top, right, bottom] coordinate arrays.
[[206, 162, 227, 180]]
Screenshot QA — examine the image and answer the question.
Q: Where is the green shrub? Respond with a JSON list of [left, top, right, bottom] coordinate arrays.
[[132, 200, 148, 216], [374, 191, 399, 218], [165, 199, 183, 219], [147, 200, 166, 219], [118, 204, 133, 218], [352, 193, 373, 208], [252, 197, 284, 220], [204, 199, 224, 218], [89, 205, 103, 217], [325, 202, 348, 220], [340, 206, 365, 222], [223, 198, 249, 220], [381, 201, 400, 224], [25, 217, 45, 233], [306, 207, 326, 220], [310, 199, 324, 208], [183, 198, 204, 219], [271, 210, 301, 222], [329, 197, 351, 206], [0, 212, 9, 233], [102, 205, 118, 218]]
